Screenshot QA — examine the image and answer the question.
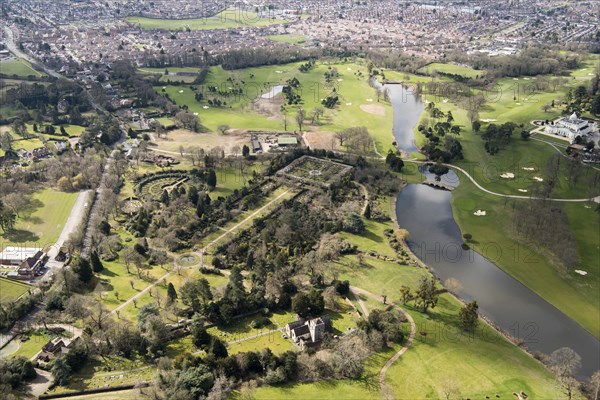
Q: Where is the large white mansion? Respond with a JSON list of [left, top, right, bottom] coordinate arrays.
[[545, 113, 597, 142]]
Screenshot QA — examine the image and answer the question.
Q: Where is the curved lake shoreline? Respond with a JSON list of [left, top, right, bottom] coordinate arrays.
[[388, 87, 599, 379]]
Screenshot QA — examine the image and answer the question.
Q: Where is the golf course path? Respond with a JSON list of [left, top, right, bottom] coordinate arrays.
[[349, 286, 416, 391], [406, 160, 600, 203]]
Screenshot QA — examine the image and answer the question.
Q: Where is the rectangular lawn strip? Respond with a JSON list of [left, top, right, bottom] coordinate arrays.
[[451, 173, 600, 338], [210, 163, 266, 199], [57, 389, 143, 400], [1, 188, 78, 249], [0, 58, 44, 77], [12, 331, 49, 359], [0, 277, 32, 303]]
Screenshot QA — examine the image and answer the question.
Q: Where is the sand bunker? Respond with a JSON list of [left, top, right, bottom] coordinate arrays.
[[178, 90, 184, 93], [366, 98, 373, 102], [500, 172, 515, 179], [275, 70, 283, 74], [337, 79, 343, 82], [533, 176, 544, 182], [360, 104, 386, 116], [346, 102, 352, 106], [575, 270, 588, 276], [474, 210, 487, 216], [522, 167, 535, 171], [518, 189, 528, 193], [443, 99, 449, 103], [481, 119, 497, 122], [193, 112, 199, 116], [203, 106, 209, 109]]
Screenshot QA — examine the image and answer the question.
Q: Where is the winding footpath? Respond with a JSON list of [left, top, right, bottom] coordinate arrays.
[[350, 286, 416, 391]]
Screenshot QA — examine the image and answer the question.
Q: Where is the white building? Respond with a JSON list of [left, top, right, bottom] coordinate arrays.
[[545, 113, 596, 142]]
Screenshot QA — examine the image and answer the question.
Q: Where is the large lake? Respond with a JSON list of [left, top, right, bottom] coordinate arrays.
[[395, 183, 599, 379]]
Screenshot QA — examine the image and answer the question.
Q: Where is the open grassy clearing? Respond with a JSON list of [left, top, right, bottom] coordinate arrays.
[[1, 189, 78, 249], [152, 128, 250, 154], [451, 172, 600, 338], [0, 277, 32, 304], [264, 34, 308, 44], [126, 8, 287, 31], [418, 62, 483, 78], [0, 58, 44, 77]]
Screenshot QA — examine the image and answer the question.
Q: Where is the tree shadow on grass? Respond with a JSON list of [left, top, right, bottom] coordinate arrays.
[[2, 229, 40, 243], [361, 229, 384, 244]]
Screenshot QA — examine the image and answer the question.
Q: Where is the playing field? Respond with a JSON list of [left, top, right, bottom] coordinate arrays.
[[126, 8, 287, 30], [418, 62, 483, 78], [0, 277, 31, 303], [1, 189, 78, 249], [0, 58, 44, 77]]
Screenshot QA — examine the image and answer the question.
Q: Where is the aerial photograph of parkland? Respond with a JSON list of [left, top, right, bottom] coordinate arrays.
[[0, 0, 599, 399]]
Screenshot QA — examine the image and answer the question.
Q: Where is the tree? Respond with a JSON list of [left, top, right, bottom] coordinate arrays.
[[549, 347, 581, 378], [74, 258, 93, 283], [90, 251, 104, 273], [399, 285, 412, 304], [295, 108, 305, 132], [242, 144, 250, 158], [209, 337, 228, 358], [51, 357, 72, 386], [181, 279, 212, 313], [343, 213, 365, 234], [458, 301, 479, 332], [167, 282, 177, 304], [0, 132, 12, 151], [206, 169, 217, 188], [414, 276, 438, 313], [190, 313, 211, 348], [292, 289, 324, 319]]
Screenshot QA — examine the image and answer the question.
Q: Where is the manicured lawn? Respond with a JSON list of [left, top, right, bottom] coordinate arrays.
[[13, 331, 48, 359], [0, 278, 32, 304], [1, 189, 78, 249], [0, 58, 44, 77], [126, 8, 287, 30]]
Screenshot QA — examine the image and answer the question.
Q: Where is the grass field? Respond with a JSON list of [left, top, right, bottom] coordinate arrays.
[[0, 58, 44, 77], [156, 60, 399, 155], [0, 278, 32, 304], [126, 8, 287, 31], [264, 34, 308, 44], [12, 331, 49, 359], [1, 189, 78, 249], [418, 62, 483, 78]]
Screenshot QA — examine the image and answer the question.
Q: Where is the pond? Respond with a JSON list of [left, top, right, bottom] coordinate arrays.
[[261, 85, 284, 99], [395, 182, 600, 379]]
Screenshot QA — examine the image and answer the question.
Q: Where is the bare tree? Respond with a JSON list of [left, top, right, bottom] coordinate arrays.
[[296, 108, 305, 132]]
